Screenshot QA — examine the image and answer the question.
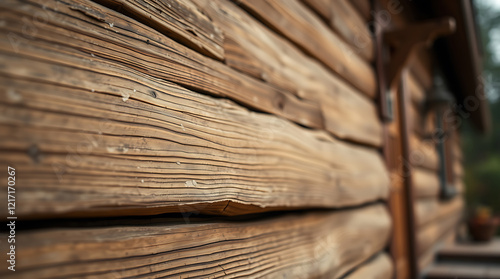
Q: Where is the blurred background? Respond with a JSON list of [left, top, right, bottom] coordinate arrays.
[[464, 0, 500, 233]]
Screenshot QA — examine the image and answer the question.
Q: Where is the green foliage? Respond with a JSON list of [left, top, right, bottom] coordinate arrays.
[[463, 1, 500, 221]]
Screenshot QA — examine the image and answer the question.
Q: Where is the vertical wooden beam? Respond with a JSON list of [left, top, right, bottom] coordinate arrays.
[[373, 1, 402, 278], [399, 70, 419, 279]]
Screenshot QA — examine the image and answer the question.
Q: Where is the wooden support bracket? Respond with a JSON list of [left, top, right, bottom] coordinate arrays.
[[385, 17, 456, 92], [381, 17, 456, 121]]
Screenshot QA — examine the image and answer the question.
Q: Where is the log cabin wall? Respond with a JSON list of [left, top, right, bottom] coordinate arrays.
[[0, 0, 396, 278], [374, 0, 469, 276], [406, 54, 465, 273]]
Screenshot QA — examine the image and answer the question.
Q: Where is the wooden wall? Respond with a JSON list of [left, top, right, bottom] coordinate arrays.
[[406, 53, 465, 273], [0, 0, 394, 278]]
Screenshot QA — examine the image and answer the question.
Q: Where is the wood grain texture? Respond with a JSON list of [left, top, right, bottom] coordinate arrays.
[[407, 72, 426, 105], [5, 0, 383, 147], [344, 253, 393, 279], [1, 0, 324, 130], [413, 168, 440, 198], [410, 135, 439, 171], [409, 50, 434, 91], [0, 41, 389, 218], [0, 204, 392, 279], [417, 201, 463, 256], [302, 0, 374, 61], [191, 0, 381, 146], [94, 0, 225, 60], [237, 0, 377, 98], [349, 0, 371, 21], [453, 160, 464, 179], [415, 197, 464, 228], [418, 244, 436, 272]]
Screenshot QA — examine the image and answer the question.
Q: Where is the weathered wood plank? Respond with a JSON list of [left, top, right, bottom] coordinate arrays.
[[413, 168, 440, 198], [408, 102, 421, 135], [417, 203, 463, 256], [301, 0, 330, 20], [0, 204, 391, 279], [410, 135, 439, 171], [409, 104, 436, 138], [418, 245, 436, 272], [93, 0, 225, 60], [302, 0, 374, 61], [416, 198, 464, 270], [0, 45, 389, 218], [409, 50, 434, 91], [191, 0, 382, 146], [415, 197, 464, 228], [1, 0, 384, 147], [407, 72, 426, 105], [1, 0, 324, 130], [237, 0, 377, 98], [349, 0, 371, 21], [454, 160, 464, 179], [344, 253, 394, 279]]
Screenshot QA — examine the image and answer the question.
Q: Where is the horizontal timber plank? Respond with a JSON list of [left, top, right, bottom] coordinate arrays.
[[407, 72, 426, 105], [0, 0, 323, 131], [415, 197, 464, 228], [191, 0, 382, 146], [1, 0, 383, 147], [94, 0, 225, 60], [302, 0, 374, 61], [409, 50, 434, 91], [0, 48, 389, 218], [349, 0, 371, 21], [454, 160, 464, 179], [413, 168, 440, 198], [410, 135, 439, 171], [0, 204, 392, 279], [410, 108, 437, 141], [417, 203, 463, 256], [419, 245, 436, 273], [344, 253, 394, 279], [455, 180, 465, 193], [237, 0, 377, 98]]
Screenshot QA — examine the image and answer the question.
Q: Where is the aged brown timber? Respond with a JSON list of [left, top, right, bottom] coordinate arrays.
[[237, 0, 377, 98], [302, 0, 374, 61], [415, 197, 464, 228], [412, 168, 440, 198], [88, 0, 382, 146], [0, 40, 389, 218], [349, 0, 371, 21], [0, 204, 391, 278], [94, 0, 225, 60], [344, 253, 394, 279], [409, 135, 440, 171], [0, 0, 324, 130], [407, 72, 426, 105], [416, 203, 462, 256], [3, 0, 384, 147], [195, 0, 382, 146]]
